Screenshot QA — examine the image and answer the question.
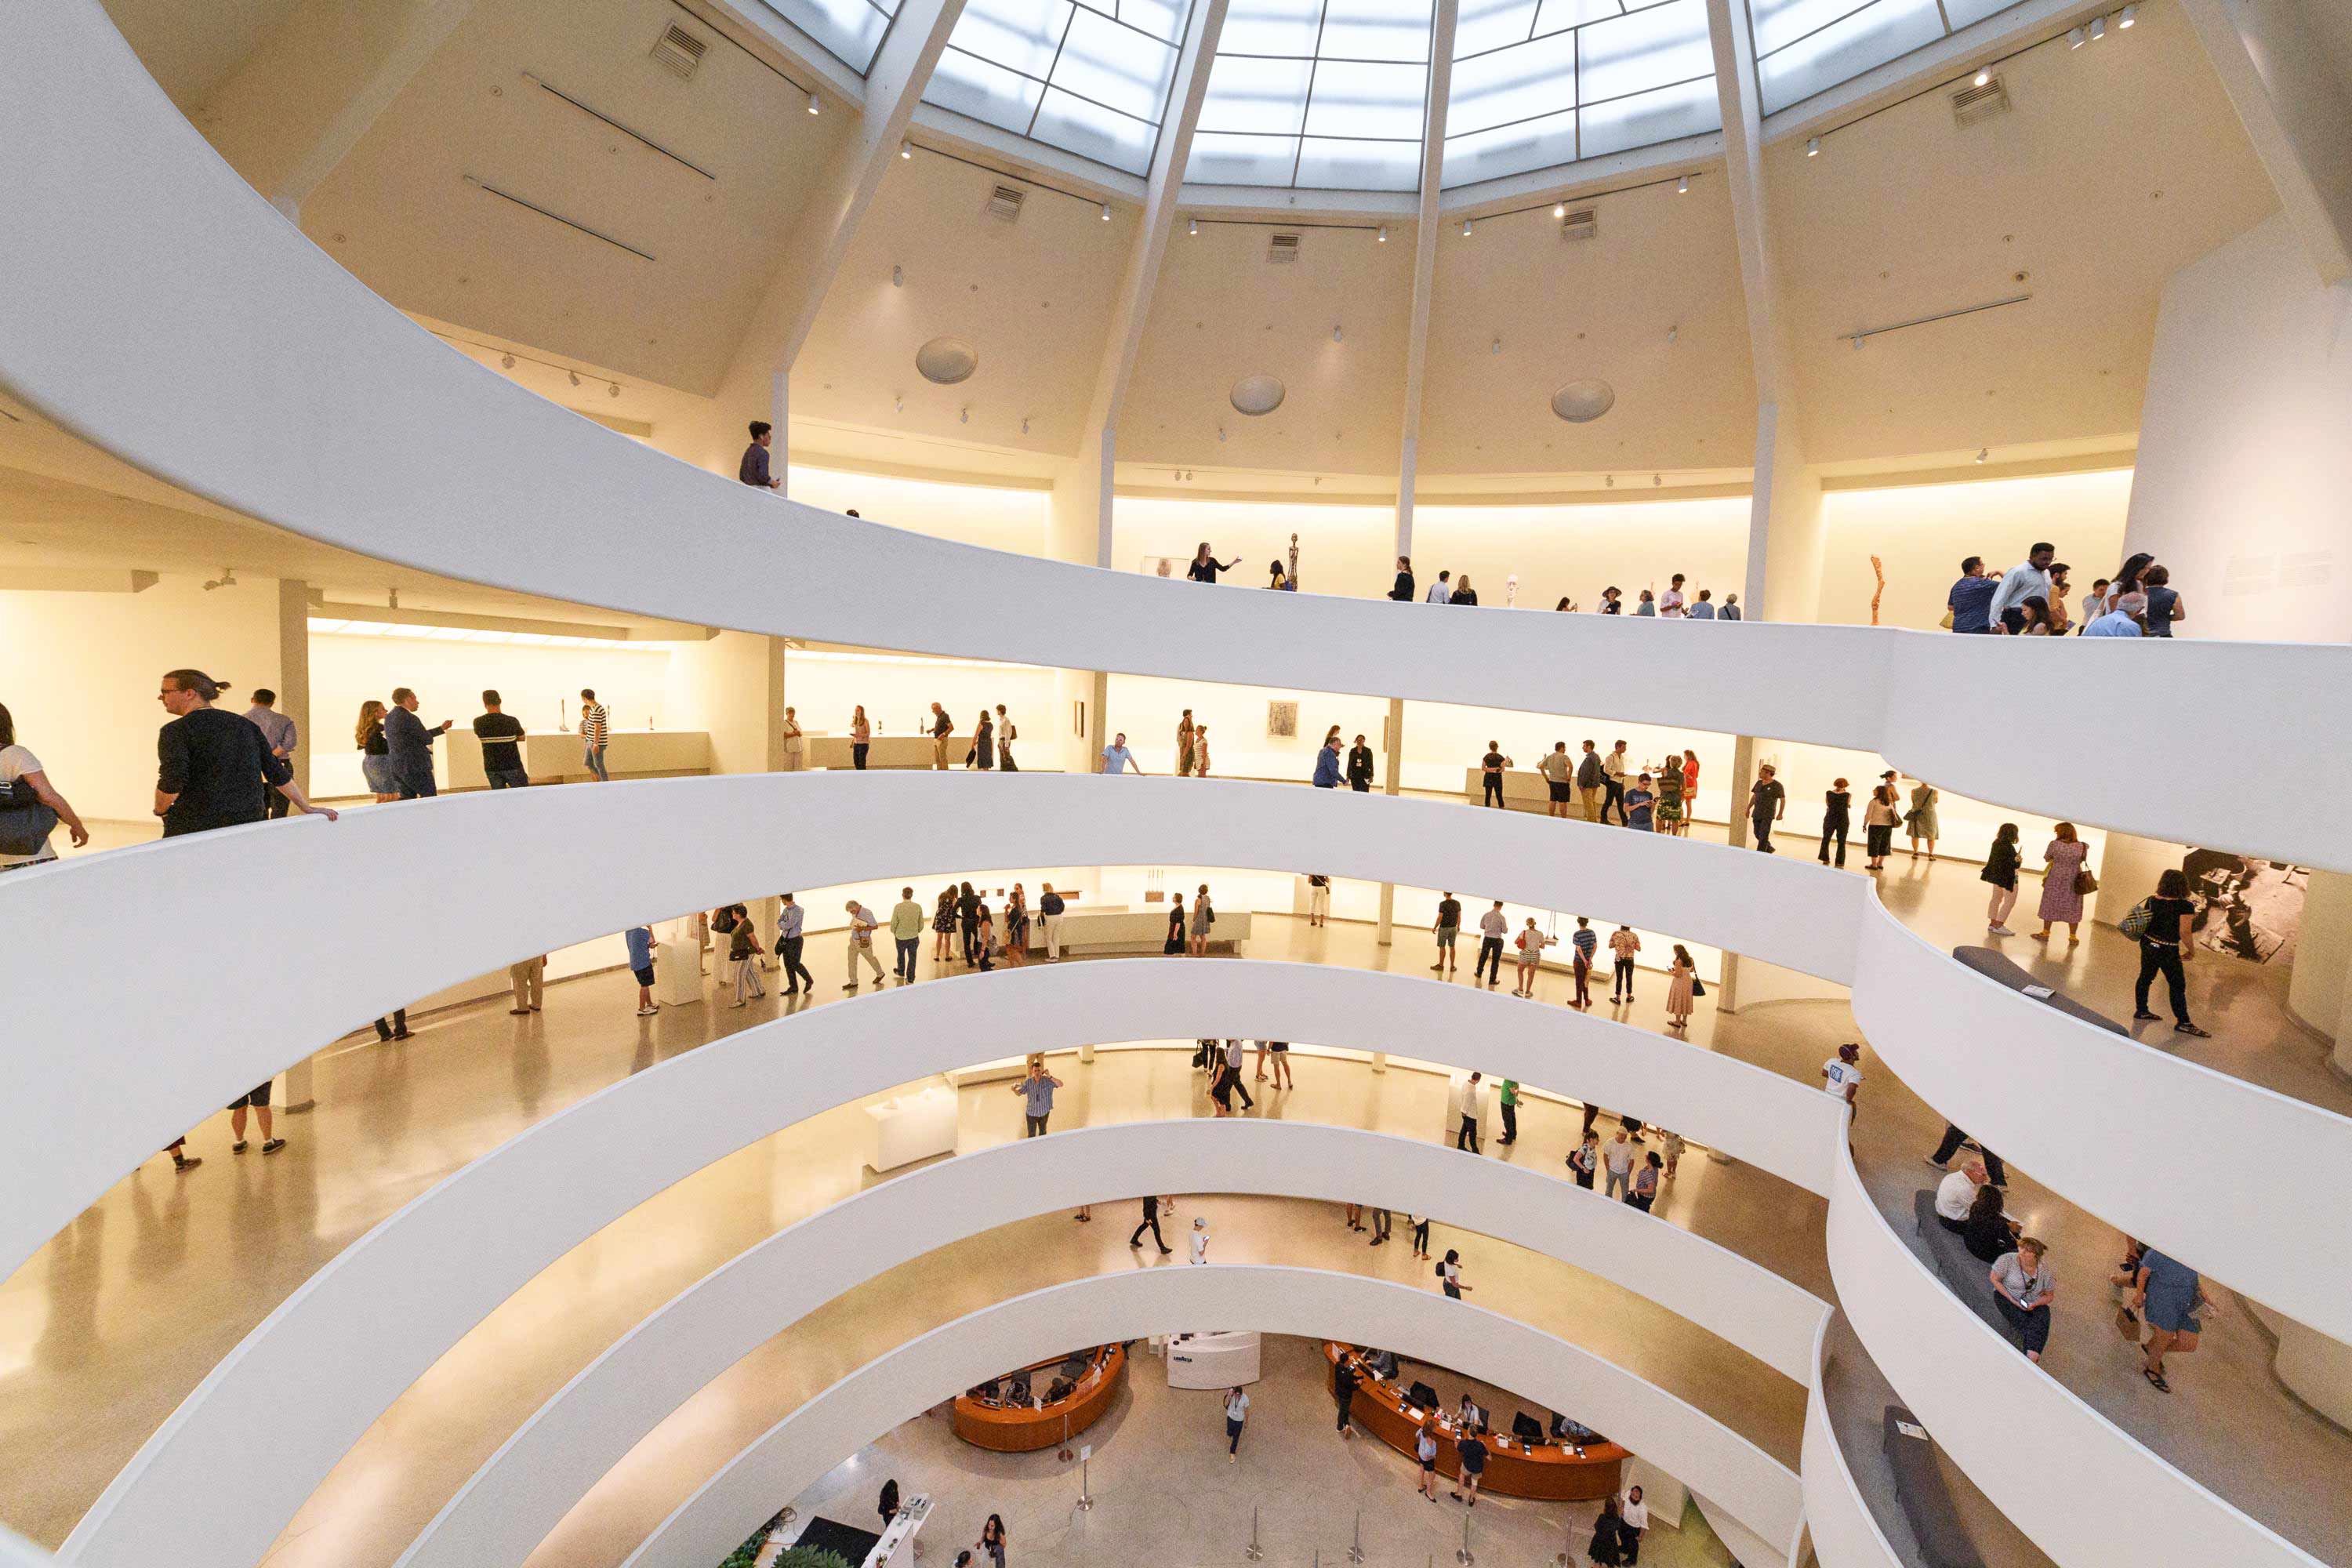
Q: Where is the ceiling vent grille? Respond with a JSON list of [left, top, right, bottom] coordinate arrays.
[[650, 24, 708, 80], [1951, 76, 2009, 126], [1559, 208, 1599, 241], [985, 184, 1026, 220], [1267, 232, 1301, 263]]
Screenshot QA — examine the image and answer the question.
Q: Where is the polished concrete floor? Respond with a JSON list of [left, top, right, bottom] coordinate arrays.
[[2, 844, 2346, 1567], [787, 1333, 1738, 1568]]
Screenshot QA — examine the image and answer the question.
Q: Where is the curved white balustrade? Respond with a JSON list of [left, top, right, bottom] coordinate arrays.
[[6, 774, 2345, 1343], [67, 957, 1837, 1568], [1821, 1144, 2321, 1568], [405, 1120, 1829, 1568], [626, 1268, 1808, 1568], [1799, 1319, 1907, 1568], [5, 0, 2351, 876]]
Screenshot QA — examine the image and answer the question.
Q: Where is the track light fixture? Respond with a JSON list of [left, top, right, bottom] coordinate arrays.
[[891, 264, 903, 287], [1218, 426, 1227, 442], [1652, 474, 1661, 488], [1490, 338, 1501, 355], [1975, 447, 1989, 464], [807, 90, 820, 114], [1021, 417, 1031, 435], [1806, 137, 1820, 157], [1333, 324, 1343, 343], [568, 371, 581, 387], [2118, 3, 2136, 24], [960, 406, 970, 424], [1188, 216, 1198, 235], [895, 395, 904, 413], [1376, 226, 1387, 242], [1461, 218, 1472, 236], [1099, 201, 1111, 221], [2089, 14, 2105, 39], [1553, 201, 1566, 219], [1676, 175, 1689, 194], [1667, 325, 1678, 345], [899, 140, 912, 159], [2067, 25, 2085, 46], [1973, 67, 1991, 87]]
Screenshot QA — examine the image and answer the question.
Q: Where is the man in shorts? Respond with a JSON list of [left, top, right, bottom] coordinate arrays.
[[227, 1080, 283, 1155], [626, 924, 658, 1017], [1431, 891, 1461, 976], [1537, 742, 1573, 818]]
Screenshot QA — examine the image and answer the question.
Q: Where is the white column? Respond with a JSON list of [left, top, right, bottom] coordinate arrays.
[[2179, 0, 2352, 285]]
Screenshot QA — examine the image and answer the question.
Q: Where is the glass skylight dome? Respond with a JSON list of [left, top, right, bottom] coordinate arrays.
[[762, 0, 2039, 192]]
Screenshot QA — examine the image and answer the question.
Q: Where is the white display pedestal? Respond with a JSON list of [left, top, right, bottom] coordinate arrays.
[[864, 1087, 959, 1172], [1445, 1072, 1494, 1144], [1163, 1330, 1262, 1388], [652, 940, 702, 1007], [867, 1494, 931, 1568]]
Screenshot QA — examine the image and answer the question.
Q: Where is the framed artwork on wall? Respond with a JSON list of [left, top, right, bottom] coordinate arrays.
[[1266, 701, 1299, 739]]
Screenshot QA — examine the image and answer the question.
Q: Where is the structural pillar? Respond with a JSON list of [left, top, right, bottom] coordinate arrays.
[[278, 579, 318, 1112]]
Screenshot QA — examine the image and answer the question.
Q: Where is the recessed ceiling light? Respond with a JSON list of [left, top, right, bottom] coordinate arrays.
[[1806, 136, 1820, 156], [1188, 216, 1198, 235], [2118, 3, 2136, 25], [1676, 175, 1689, 194], [807, 90, 820, 114], [2067, 25, 2085, 46]]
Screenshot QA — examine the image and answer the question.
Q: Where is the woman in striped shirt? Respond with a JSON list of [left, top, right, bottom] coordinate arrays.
[[579, 688, 610, 782]]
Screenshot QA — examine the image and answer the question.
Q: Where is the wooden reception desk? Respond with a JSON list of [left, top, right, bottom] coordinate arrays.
[[1324, 1344, 1626, 1501], [952, 1345, 1127, 1453]]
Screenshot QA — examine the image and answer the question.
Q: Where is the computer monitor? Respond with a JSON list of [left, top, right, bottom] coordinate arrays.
[[1513, 1412, 1545, 1443], [1410, 1381, 1440, 1411]]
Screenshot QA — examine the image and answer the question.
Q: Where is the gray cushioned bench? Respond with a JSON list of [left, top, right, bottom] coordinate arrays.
[[1882, 1404, 1988, 1568], [1949, 946, 2128, 1034], [1911, 1189, 2012, 1339]]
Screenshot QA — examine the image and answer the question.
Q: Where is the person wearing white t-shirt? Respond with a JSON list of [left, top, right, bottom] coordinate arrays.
[[1621, 1486, 1651, 1563], [1658, 574, 1687, 618], [0, 706, 92, 870], [1223, 1386, 1250, 1458], [1189, 1215, 1210, 1265], [1822, 1043, 1864, 1116], [1935, 1160, 1989, 1232]]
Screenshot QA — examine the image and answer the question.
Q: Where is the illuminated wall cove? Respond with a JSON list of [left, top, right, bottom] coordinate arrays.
[[0, 3, 2344, 1568]]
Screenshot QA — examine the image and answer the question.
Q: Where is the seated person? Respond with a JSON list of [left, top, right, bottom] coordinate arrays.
[[1369, 1348, 1399, 1380], [1044, 1377, 1074, 1405], [1934, 1160, 1988, 1233], [1962, 1184, 2015, 1264]]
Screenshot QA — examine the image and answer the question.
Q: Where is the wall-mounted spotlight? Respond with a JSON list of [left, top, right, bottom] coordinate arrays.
[[1973, 67, 1991, 86], [1377, 226, 1388, 242], [960, 406, 970, 424], [1188, 216, 1199, 236], [1652, 474, 1662, 487], [1100, 201, 1112, 221], [2089, 14, 2106, 39], [899, 140, 913, 159], [1218, 427, 1228, 443], [568, 370, 582, 387], [2067, 25, 2085, 46], [1022, 417, 1031, 435], [1461, 218, 1473, 237], [2118, 3, 2136, 25], [895, 396, 905, 413], [1668, 325, 1679, 345], [1333, 324, 1344, 343], [1676, 175, 1690, 194], [1806, 136, 1820, 157], [499, 353, 516, 368], [807, 90, 821, 114], [891, 264, 903, 287], [1975, 447, 1989, 464]]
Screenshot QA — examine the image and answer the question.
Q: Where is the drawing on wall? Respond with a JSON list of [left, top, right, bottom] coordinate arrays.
[[2182, 848, 2307, 964], [1266, 701, 1299, 739]]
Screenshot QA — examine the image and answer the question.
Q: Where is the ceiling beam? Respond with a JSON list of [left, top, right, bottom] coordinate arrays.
[[719, 0, 970, 401], [2179, 0, 2352, 285], [1394, 0, 1461, 556], [1085, 0, 1234, 438], [1702, 0, 1791, 402]]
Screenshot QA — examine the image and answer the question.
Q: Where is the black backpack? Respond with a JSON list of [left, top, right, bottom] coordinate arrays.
[[0, 776, 58, 858]]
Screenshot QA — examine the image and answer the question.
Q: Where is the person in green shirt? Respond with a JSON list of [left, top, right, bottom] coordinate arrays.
[[1498, 1080, 1520, 1145], [889, 887, 927, 982]]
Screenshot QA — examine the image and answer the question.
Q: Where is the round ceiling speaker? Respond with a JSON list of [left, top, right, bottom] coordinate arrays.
[[1230, 373, 1287, 416], [916, 336, 978, 385], [1550, 378, 1617, 423]]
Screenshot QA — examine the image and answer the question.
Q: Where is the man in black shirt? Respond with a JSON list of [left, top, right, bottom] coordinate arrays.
[[2132, 869, 2209, 1036], [472, 690, 529, 789], [1129, 1193, 1172, 1253], [1748, 764, 1786, 853], [739, 419, 780, 489], [154, 669, 336, 835]]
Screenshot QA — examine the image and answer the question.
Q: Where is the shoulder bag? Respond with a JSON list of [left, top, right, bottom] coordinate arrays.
[[2075, 865, 2100, 896]]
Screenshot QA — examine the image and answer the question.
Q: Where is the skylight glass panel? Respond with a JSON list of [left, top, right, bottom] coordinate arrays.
[[1186, 0, 1436, 189], [924, 0, 1196, 176], [1440, 0, 1713, 187], [1754, 0, 2034, 116], [755, 0, 898, 74]]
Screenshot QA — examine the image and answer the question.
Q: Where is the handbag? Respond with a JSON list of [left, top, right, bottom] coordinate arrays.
[[2075, 866, 2100, 896], [0, 778, 58, 858], [1690, 978, 1706, 997], [1939, 608, 1955, 629]]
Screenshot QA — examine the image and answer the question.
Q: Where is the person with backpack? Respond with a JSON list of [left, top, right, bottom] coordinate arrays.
[[0, 702, 91, 870], [2128, 869, 2209, 1037]]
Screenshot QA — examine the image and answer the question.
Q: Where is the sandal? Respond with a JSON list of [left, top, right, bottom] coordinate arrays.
[[2143, 1368, 2170, 1392]]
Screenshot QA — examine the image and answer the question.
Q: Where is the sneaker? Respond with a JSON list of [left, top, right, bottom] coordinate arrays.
[[231, 1140, 249, 1154], [842, 982, 858, 991], [731, 1000, 748, 1009], [261, 1138, 286, 1155], [2174, 1022, 2211, 1038], [1988, 924, 2014, 936], [2131, 1010, 2160, 1022], [1922, 1156, 1947, 1169], [172, 1155, 202, 1172], [636, 1004, 659, 1017]]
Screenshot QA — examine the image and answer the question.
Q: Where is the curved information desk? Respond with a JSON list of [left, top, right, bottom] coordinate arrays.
[[1326, 1343, 1628, 1501], [950, 1345, 1127, 1453]]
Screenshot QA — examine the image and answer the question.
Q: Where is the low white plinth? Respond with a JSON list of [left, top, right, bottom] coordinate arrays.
[[864, 1087, 958, 1172], [652, 941, 701, 1007], [1165, 1330, 1262, 1388]]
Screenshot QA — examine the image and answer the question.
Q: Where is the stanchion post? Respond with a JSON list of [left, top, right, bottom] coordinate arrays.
[[1245, 1503, 1263, 1561], [1348, 1508, 1365, 1563], [1455, 1509, 1474, 1566], [1075, 1446, 1094, 1512]]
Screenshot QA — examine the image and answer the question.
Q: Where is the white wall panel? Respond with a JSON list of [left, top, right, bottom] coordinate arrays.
[[1799, 1319, 1905, 1568], [1822, 1145, 2321, 1568], [624, 1268, 1806, 1568], [404, 1120, 1830, 1568], [66, 955, 1838, 1568], [4, 2, 2350, 874]]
